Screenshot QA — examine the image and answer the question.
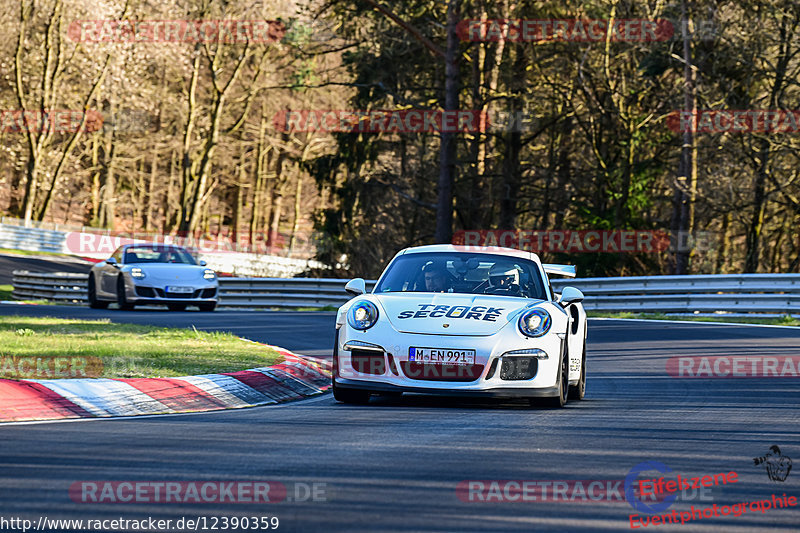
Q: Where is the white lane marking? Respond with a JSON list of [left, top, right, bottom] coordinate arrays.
[[0, 391, 333, 426], [589, 317, 800, 330]]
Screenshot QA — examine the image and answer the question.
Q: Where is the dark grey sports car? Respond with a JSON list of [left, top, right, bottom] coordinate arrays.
[[88, 243, 219, 311]]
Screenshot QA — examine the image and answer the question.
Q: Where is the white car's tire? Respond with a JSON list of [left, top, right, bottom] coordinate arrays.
[[568, 339, 586, 401], [537, 349, 569, 408], [332, 328, 371, 404]]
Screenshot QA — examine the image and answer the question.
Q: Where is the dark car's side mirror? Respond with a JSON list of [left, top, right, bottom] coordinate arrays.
[[106, 257, 118, 266], [345, 278, 366, 296], [560, 286, 584, 307]]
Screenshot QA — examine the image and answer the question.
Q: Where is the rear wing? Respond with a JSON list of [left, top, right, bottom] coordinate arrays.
[[543, 264, 576, 278]]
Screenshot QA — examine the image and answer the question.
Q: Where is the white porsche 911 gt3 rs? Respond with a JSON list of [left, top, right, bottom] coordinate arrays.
[[333, 245, 587, 407]]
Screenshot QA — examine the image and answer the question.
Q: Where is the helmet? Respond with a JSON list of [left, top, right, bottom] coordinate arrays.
[[488, 263, 520, 288]]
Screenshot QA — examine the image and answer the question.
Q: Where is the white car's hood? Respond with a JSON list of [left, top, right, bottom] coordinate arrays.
[[376, 292, 541, 336], [129, 263, 206, 282]]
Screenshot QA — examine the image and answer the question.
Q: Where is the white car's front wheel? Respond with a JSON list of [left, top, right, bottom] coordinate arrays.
[[568, 339, 587, 401], [331, 329, 371, 405], [537, 349, 569, 408]]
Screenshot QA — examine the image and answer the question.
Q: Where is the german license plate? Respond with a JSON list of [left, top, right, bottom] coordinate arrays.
[[166, 286, 193, 293], [409, 347, 475, 365]]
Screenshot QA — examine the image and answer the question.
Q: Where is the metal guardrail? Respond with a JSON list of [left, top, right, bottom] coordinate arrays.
[[8, 271, 374, 308], [0, 223, 66, 254], [548, 274, 800, 313], [218, 278, 376, 308], [9, 271, 800, 313], [11, 271, 88, 303]]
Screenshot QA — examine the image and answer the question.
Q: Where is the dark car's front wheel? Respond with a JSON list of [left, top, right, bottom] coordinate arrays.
[[117, 276, 135, 310], [88, 275, 109, 309]]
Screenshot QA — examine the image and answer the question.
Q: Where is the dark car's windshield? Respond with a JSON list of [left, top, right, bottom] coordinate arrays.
[[374, 252, 548, 300], [123, 246, 197, 265]]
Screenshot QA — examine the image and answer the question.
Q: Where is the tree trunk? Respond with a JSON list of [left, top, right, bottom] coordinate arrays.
[[498, 46, 526, 229], [670, 0, 696, 275], [745, 139, 769, 273], [177, 51, 201, 235], [434, 0, 460, 243], [89, 135, 101, 226], [289, 177, 303, 253], [250, 115, 269, 246], [163, 150, 177, 234], [99, 124, 116, 230], [268, 189, 284, 254], [715, 211, 730, 274], [144, 148, 157, 233], [266, 134, 290, 252]]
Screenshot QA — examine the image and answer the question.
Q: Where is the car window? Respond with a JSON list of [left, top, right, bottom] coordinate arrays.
[[374, 252, 547, 300], [111, 247, 124, 263], [123, 246, 197, 265]]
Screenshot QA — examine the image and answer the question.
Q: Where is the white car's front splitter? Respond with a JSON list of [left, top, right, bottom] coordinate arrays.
[[334, 326, 563, 397]]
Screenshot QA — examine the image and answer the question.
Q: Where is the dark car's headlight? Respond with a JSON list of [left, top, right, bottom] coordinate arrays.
[[203, 269, 216, 280], [518, 308, 551, 337], [130, 267, 146, 279], [347, 301, 379, 330]]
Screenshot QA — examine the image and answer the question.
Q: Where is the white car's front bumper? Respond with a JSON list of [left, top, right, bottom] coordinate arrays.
[[125, 280, 219, 304], [334, 323, 564, 397]]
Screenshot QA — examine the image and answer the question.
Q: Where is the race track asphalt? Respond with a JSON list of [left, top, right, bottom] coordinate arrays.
[[0, 304, 798, 532], [0, 253, 93, 285]]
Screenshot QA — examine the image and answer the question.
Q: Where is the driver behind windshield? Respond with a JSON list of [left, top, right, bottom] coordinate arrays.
[[422, 263, 451, 292]]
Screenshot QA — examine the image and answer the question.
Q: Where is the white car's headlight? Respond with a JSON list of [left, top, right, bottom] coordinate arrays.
[[518, 308, 551, 337], [203, 269, 216, 280], [130, 267, 146, 279], [347, 301, 379, 330]]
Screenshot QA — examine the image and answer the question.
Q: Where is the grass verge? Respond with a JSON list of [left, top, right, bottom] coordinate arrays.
[[0, 248, 71, 258], [0, 315, 283, 379], [588, 311, 800, 327], [0, 285, 12, 300], [0, 285, 55, 305]]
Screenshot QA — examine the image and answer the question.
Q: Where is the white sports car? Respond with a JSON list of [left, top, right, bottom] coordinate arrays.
[[88, 243, 219, 311], [333, 245, 587, 407]]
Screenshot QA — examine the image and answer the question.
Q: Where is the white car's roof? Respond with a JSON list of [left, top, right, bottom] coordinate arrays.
[[398, 244, 542, 265]]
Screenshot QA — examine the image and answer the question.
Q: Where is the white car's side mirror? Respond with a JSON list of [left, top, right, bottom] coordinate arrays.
[[345, 278, 366, 296], [560, 286, 584, 307]]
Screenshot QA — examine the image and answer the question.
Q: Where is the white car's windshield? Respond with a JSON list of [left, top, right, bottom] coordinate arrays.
[[374, 252, 548, 299], [124, 246, 197, 265]]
